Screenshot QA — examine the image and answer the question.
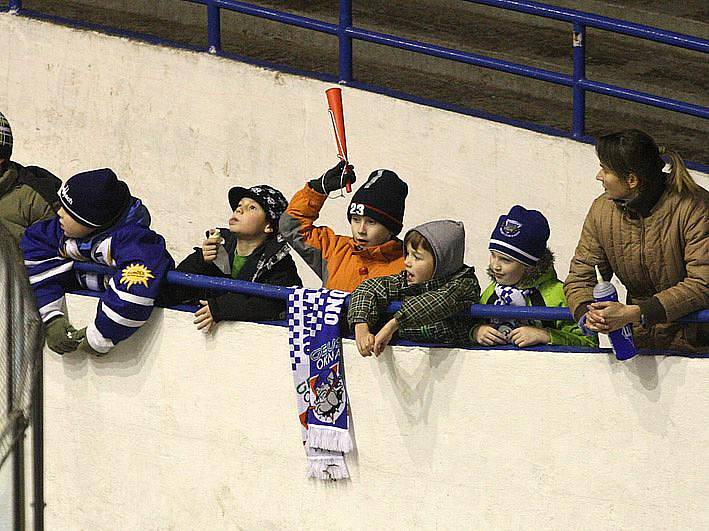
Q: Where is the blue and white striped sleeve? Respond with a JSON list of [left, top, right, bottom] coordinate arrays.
[[87, 227, 174, 353], [20, 218, 73, 323]]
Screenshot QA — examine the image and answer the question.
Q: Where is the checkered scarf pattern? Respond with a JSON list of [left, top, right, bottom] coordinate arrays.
[[491, 284, 532, 333], [288, 288, 353, 480]]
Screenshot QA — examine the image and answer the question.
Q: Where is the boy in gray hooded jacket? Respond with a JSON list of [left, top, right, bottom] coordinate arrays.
[[348, 220, 480, 356]]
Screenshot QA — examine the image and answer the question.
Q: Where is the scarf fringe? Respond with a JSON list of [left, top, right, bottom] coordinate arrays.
[[308, 426, 353, 453], [307, 454, 349, 480]]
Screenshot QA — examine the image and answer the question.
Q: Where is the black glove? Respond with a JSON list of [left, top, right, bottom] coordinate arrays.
[[45, 316, 81, 354], [308, 160, 356, 195]]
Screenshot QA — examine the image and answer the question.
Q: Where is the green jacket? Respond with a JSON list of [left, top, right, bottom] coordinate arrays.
[[347, 266, 481, 345], [0, 161, 59, 245], [478, 259, 597, 348]]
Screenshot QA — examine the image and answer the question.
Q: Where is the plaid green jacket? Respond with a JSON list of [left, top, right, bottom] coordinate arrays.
[[347, 266, 481, 345]]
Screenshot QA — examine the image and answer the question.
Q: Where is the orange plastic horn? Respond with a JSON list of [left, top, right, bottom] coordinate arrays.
[[326, 87, 351, 192]]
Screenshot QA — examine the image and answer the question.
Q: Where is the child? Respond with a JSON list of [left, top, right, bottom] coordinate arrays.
[[0, 111, 61, 244], [164, 184, 302, 331], [279, 161, 408, 292], [348, 220, 480, 356], [471, 205, 597, 348], [21, 168, 174, 355]]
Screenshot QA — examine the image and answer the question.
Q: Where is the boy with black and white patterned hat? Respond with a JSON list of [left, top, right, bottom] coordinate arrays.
[[163, 183, 302, 330]]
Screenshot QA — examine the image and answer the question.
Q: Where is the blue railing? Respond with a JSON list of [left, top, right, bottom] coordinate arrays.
[[192, 0, 709, 140], [73, 262, 709, 324], [4, 0, 708, 144]]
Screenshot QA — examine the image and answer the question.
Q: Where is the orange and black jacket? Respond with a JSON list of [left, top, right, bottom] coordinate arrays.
[[279, 184, 405, 292]]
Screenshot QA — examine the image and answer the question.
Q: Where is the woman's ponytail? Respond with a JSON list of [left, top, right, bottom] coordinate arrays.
[[661, 146, 701, 195]]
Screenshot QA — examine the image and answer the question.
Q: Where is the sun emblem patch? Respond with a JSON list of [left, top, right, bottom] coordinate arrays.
[[119, 263, 155, 290]]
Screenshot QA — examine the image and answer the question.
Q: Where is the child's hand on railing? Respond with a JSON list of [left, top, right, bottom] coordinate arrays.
[[473, 325, 508, 346], [373, 318, 399, 356], [354, 322, 375, 357], [508, 326, 550, 348], [194, 300, 216, 333], [202, 229, 221, 263]]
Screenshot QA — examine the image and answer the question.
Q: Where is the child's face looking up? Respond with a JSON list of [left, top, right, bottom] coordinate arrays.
[[404, 242, 435, 285], [350, 215, 392, 248], [228, 197, 272, 239], [489, 251, 526, 286], [57, 207, 96, 239]]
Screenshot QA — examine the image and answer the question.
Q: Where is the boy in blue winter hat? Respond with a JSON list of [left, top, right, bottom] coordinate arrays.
[[21, 168, 174, 356], [471, 205, 596, 348]]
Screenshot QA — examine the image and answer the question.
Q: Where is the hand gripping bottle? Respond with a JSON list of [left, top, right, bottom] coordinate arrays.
[[592, 266, 637, 361]]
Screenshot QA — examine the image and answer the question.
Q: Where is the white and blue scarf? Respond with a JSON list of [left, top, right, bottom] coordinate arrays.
[[287, 288, 353, 480], [492, 284, 532, 339]]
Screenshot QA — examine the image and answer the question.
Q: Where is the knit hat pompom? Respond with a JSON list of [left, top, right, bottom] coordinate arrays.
[[59, 168, 131, 228], [0, 112, 12, 160], [489, 205, 550, 267], [347, 169, 408, 235]]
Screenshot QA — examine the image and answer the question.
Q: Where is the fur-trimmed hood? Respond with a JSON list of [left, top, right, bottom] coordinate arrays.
[[487, 247, 557, 288]]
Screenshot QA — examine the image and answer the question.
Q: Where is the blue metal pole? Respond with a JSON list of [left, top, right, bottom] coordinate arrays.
[[338, 0, 353, 83], [9, 0, 21, 13], [572, 22, 586, 138], [207, 3, 222, 54]]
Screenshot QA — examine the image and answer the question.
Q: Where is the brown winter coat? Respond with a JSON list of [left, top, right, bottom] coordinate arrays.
[[565, 186, 709, 352], [0, 162, 58, 245]]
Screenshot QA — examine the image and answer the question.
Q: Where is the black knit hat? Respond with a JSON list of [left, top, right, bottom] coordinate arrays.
[[58, 168, 131, 228], [0, 112, 12, 160], [348, 169, 408, 235], [228, 184, 288, 229]]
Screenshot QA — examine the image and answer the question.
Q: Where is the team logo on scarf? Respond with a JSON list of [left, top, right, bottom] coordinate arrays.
[[310, 360, 346, 423], [288, 288, 353, 480]]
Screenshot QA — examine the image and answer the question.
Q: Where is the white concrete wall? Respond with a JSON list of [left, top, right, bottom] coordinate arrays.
[[1, 14, 705, 289], [38, 294, 709, 529]]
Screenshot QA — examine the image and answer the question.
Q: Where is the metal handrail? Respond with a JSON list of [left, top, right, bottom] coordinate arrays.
[[4, 0, 707, 142], [73, 262, 709, 324], [189, 0, 708, 139]]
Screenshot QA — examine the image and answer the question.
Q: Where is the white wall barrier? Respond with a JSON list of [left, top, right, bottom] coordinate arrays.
[[39, 294, 709, 529]]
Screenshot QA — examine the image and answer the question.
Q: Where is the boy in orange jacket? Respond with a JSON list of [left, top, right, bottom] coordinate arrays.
[[279, 161, 408, 292]]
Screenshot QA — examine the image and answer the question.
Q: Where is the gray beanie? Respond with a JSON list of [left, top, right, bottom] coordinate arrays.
[[0, 112, 12, 160], [406, 220, 466, 279]]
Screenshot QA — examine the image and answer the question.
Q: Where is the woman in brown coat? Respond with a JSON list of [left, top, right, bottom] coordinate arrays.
[[564, 129, 708, 352]]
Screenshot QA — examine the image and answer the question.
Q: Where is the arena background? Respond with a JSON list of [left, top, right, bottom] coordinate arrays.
[[0, 2, 708, 529]]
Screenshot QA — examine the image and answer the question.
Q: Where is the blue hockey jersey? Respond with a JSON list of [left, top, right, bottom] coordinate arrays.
[[20, 198, 174, 354]]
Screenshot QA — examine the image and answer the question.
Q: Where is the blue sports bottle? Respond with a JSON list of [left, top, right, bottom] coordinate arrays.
[[592, 267, 637, 361]]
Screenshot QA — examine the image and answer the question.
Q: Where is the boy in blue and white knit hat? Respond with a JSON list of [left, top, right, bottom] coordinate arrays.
[[471, 205, 596, 348], [21, 168, 174, 356]]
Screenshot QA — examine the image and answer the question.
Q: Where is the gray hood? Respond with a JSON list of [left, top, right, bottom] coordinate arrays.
[[407, 220, 466, 279]]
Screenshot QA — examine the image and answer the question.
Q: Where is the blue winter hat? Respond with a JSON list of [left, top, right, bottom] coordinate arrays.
[[489, 205, 550, 267], [58, 168, 131, 228]]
